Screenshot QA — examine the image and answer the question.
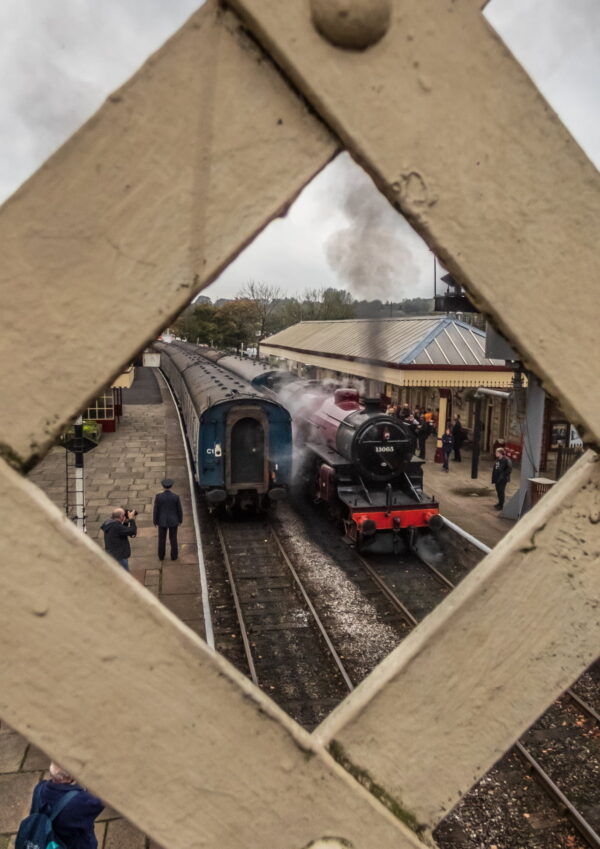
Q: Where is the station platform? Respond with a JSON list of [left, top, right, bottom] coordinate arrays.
[[422, 445, 520, 549], [1, 367, 203, 849]]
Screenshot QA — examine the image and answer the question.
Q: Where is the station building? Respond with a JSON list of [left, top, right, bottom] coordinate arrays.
[[84, 365, 135, 432], [261, 317, 521, 459]]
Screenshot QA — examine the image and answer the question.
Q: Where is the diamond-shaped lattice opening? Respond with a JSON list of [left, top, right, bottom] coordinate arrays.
[[2, 2, 598, 848], [20, 143, 596, 848]]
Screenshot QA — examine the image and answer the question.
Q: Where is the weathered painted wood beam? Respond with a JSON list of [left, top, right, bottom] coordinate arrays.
[[315, 451, 600, 830], [0, 456, 430, 849], [230, 0, 600, 445], [0, 2, 337, 466]]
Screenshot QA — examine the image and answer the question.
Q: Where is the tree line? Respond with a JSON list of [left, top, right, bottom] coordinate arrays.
[[171, 282, 434, 350]]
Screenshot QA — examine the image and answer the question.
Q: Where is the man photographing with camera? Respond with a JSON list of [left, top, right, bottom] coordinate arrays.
[[100, 507, 137, 571]]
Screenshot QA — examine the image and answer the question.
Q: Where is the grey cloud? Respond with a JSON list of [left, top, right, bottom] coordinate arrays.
[[0, 0, 201, 201], [324, 166, 419, 301]]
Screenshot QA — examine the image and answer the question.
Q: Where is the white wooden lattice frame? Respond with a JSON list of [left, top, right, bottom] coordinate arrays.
[[0, 2, 598, 848]]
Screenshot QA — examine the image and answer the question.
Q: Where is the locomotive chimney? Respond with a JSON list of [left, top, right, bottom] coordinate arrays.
[[334, 388, 360, 409], [361, 397, 385, 411]]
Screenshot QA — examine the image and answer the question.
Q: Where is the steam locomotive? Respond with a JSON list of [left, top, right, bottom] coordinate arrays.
[[280, 382, 442, 554], [173, 342, 441, 553]]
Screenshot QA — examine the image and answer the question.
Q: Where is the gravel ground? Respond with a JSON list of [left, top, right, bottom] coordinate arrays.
[[435, 749, 590, 849], [522, 694, 600, 822], [274, 501, 403, 682], [434, 663, 600, 849], [204, 487, 600, 849], [572, 661, 600, 712]]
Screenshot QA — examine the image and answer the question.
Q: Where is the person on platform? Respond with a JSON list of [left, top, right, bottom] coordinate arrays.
[[100, 508, 137, 570], [491, 447, 512, 510], [492, 436, 506, 456], [21, 762, 103, 849], [441, 427, 454, 472], [153, 478, 183, 561], [416, 413, 429, 460], [452, 415, 465, 462]]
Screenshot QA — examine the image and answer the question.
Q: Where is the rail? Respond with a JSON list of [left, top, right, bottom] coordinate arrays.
[[269, 524, 354, 692], [213, 517, 355, 700], [516, 741, 600, 849], [440, 515, 492, 554], [435, 516, 600, 848], [353, 551, 419, 628], [215, 519, 259, 685]]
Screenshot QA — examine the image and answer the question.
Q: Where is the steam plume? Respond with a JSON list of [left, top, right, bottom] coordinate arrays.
[[325, 168, 418, 301]]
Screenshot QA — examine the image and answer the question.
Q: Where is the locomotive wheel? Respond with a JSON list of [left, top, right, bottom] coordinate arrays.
[[327, 502, 344, 530]]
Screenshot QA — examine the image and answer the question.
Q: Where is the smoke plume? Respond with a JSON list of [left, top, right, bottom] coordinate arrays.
[[325, 168, 418, 301]]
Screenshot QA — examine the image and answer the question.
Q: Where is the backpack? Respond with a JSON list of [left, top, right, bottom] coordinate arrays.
[[16, 785, 81, 849]]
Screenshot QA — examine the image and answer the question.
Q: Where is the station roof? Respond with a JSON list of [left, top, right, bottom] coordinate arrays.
[[261, 317, 514, 387], [263, 317, 505, 367]]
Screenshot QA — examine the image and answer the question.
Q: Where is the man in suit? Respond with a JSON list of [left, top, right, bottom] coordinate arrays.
[[153, 478, 183, 561], [491, 448, 512, 511]]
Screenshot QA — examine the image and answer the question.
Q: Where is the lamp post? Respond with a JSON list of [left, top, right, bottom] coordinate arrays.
[[61, 416, 100, 532], [73, 415, 85, 531]]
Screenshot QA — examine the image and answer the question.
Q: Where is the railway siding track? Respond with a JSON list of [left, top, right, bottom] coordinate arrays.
[[214, 517, 353, 729]]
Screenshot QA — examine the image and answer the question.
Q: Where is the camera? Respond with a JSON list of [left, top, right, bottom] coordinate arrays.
[[121, 506, 138, 519]]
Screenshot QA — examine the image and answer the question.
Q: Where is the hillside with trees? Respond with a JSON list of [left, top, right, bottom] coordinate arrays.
[[170, 282, 435, 350]]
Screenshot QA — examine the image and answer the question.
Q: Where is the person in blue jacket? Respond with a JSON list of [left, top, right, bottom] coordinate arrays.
[[28, 762, 103, 849]]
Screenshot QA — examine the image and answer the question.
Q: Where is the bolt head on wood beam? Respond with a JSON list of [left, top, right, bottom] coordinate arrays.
[[311, 0, 391, 49]]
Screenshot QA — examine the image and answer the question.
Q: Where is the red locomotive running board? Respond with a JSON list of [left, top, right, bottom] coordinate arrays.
[[351, 508, 439, 530]]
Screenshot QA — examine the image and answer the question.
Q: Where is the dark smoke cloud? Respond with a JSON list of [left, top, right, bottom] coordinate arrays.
[[325, 167, 419, 301]]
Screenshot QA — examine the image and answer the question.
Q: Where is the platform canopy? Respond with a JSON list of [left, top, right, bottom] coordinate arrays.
[[261, 317, 516, 387]]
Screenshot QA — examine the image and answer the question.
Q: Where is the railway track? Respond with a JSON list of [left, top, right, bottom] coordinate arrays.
[[212, 516, 354, 729], [164, 351, 598, 847], [275, 500, 600, 849], [203, 492, 600, 847], [384, 545, 600, 849]]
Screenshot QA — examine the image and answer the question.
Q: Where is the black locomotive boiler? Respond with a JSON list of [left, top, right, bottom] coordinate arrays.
[[286, 384, 442, 553]]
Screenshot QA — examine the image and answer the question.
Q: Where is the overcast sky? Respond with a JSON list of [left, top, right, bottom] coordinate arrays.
[[1, 0, 598, 303]]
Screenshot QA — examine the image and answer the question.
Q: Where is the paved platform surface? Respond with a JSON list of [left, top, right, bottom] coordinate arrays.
[[122, 365, 162, 405], [1, 367, 203, 849]]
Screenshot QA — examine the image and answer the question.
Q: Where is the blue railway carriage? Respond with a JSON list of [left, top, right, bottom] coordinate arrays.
[[193, 344, 295, 394], [154, 343, 292, 510]]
